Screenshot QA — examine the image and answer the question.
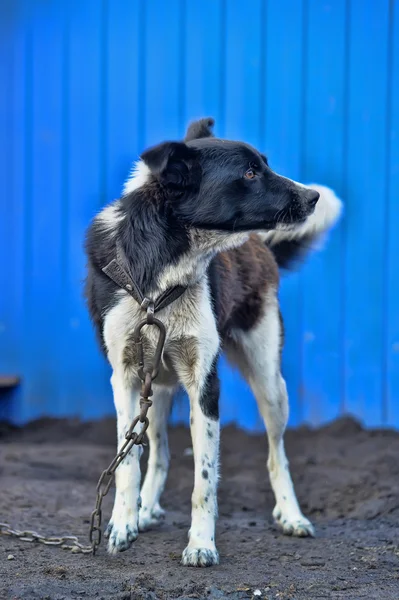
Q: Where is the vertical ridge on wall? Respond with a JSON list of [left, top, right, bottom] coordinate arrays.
[[60, 3, 70, 417], [387, 0, 399, 428], [63, 0, 110, 419], [178, 0, 186, 130], [298, 0, 308, 426], [340, 0, 351, 419], [301, 0, 347, 425], [143, 0, 182, 146], [138, 0, 147, 152], [0, 29, 12, 375], [0, 16, 18, 420], [106, 1, 142, 206], [344, 0, 390, 427], [222, 0, 264, 429], [184, 0, 224, 125], [99, 0, 109, 207], [3, 12, 27, 422], [218, 0, 227, 138], [224, 0, 263, 147], [264, 0, 305, 426], [22, 26, 34, 420], [24, 2, 67, 419]]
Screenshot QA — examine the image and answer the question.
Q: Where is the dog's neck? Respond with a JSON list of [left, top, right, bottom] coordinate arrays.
[[156, 229, 249, 293], [118, 192, 248, 297], [117, 190, 189, 295]]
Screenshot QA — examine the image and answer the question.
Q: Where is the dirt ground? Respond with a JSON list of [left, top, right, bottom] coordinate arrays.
[[0, 417, 399, 600]]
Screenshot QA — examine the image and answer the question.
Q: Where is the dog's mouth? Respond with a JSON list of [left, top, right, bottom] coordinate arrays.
[[189, 203, 315, 234], [272, 210, 311, 230], [273, 199, 317, 230], [273, 221, 304, 233]]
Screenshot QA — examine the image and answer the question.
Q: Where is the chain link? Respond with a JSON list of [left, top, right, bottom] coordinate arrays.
[[0, 522, 93, 553], [0, 305, 166, 556]]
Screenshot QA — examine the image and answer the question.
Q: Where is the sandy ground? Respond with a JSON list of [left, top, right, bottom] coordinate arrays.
[[1, 416, 399, 600]]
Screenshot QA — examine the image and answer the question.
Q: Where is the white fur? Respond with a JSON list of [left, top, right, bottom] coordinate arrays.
[[139, 384, 175, 531], [227, 289, 314, 537], [102, 296, 146, 554], [158, 230, 248, 291], [259, 182, 342, 246], [96, 201, 125, 232], [105, 374, 142, 554], [181, 407, 220, 567], [123, 160, 151, 195]]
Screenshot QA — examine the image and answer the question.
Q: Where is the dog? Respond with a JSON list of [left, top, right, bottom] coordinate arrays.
[[85, 118, 342, 567]]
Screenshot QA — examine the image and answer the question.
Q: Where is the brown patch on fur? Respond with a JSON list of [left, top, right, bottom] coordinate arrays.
[[208, 234, 279, 338], [123, 331, 155, 371], [167, 337, 199, 389]]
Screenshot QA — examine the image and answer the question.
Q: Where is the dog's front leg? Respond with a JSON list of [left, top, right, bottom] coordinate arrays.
[[105, 371, 142, 554], [181, 360, 220, 567]]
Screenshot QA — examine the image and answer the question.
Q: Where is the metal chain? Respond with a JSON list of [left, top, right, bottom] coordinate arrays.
[[89, 371, 154, 554], [0, 522, 93, 553], [0, 304, 166, 556]]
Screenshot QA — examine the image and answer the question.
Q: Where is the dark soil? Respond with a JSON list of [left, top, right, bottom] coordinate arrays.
[[1, 417, 399, 600]]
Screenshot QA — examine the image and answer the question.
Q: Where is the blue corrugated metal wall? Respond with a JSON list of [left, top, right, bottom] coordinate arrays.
[[0, 0, 398, 429]]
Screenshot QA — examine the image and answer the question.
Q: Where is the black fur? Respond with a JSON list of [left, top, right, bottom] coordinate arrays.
[[173, 137, 319, 232], [85, 188, 191, 312], [269, 234, 317, 270], [184, 117, 215, 142], [199, 357, 220, 420]]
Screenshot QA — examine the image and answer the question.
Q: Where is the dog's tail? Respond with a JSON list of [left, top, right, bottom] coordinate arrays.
[[259, 184, 343, 269]]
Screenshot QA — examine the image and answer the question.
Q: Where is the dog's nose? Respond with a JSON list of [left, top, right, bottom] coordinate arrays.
[[306, 189, 320, 207]]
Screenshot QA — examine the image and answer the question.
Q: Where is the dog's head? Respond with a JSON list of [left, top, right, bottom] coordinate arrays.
[[139, 118, 319, 233]]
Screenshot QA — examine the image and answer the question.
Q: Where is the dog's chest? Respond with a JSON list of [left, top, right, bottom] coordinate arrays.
[[102, 279, 219, 384]]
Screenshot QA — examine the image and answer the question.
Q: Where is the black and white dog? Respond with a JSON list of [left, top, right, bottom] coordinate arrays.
[[85, 118, 341, 567]]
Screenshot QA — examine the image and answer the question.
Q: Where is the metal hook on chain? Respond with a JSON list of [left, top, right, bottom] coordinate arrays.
[[133, 309, 166, 382]]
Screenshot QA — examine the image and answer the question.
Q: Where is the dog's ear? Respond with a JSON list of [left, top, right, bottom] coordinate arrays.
[[141, 141, 199, 188], [184, 117, 215, 142]]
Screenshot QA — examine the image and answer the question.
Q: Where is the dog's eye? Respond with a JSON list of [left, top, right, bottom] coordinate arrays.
[[244, 168, 256, 180]]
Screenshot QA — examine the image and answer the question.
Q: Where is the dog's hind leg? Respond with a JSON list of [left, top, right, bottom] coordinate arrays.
[[226, 289, 314, 538], [139, 384, 175, 531]]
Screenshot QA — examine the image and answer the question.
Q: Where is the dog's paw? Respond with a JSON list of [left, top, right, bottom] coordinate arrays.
[[273, 506, 315, 538], [138, 503, 165, 531], [105, 521, 138, 554], [181, 546, 219, 567]]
